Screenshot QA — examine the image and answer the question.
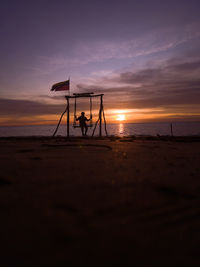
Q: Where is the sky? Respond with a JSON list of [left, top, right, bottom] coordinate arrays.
[[0, 0, 200, 125]]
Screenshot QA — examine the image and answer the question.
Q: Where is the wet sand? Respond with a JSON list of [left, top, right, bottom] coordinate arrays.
[[0, 136, 200, 266]]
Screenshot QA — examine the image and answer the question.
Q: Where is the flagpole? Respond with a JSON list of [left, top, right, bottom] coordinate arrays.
[[67, 76, 70, 137], [69, 76, 70, 96], [66, 96, 70, 137]]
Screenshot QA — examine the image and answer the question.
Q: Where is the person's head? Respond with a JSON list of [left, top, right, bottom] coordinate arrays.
[[81, 112, 85, 116]]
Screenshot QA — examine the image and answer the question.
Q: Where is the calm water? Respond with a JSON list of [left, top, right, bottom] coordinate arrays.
[[0, 122, 200, 137]]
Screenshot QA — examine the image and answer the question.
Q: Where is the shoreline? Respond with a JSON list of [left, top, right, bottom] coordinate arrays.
[[1, 135, 200, 142]]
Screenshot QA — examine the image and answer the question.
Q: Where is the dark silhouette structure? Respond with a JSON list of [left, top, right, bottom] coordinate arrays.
[[76, 112, 91, 136], [53, 92, 108, 137]]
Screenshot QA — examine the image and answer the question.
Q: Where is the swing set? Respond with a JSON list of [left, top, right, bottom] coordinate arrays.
[[53, 92, 108, 137]]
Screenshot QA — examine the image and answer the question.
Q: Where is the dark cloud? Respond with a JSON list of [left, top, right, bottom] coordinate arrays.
[[170, 61, 200, 72], [77, 58, 200, 110], [0, 98, 65, 116], [117, 59, 200, 85], [39, 95, 65, 100], [0, 97, 99, 117], [119, 69, 164, 84]]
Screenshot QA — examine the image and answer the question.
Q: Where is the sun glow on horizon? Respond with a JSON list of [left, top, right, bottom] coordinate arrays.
[[116, 114, 126, 121]]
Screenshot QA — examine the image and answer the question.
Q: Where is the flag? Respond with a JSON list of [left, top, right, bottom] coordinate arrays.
[[51, 79, 70, 91]]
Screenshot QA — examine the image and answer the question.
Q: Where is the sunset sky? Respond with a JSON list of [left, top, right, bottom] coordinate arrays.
[[0, 0, 200, 125]]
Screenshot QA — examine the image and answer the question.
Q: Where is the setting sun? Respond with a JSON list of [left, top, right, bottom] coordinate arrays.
[[116, 114, 126, 121]]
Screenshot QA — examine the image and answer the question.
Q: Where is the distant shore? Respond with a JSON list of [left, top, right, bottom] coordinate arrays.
[[0, 137, 200, 265]]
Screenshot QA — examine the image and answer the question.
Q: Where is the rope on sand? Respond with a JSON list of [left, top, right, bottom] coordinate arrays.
[[42, 143, 112, 150]]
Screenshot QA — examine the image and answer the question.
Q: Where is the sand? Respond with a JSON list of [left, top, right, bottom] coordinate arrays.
[[0, 136, 200, 266]]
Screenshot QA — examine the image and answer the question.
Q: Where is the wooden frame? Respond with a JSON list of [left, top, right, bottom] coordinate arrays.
[[64, 93, 107, 137]]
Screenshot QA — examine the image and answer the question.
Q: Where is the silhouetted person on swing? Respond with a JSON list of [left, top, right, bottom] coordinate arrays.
[[76, 112, 91, 136]]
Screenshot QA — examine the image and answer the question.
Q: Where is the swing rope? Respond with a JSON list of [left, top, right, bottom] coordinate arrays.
[[73, 96, 93, 128], [73, 97, 77, 127], [89, 96, 93, 127]]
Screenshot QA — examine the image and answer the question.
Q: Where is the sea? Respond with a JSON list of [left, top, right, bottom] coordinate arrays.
[[0, 121, 200, 137]]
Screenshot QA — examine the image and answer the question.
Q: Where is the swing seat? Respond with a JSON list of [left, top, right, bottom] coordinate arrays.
[[73, 124, 93, 128]]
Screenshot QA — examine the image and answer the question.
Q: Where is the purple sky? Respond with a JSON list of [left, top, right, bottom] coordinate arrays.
[[0, 0, 200, 125]]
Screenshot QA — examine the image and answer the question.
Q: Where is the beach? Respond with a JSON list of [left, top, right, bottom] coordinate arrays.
[[0, 136, 200, 266]]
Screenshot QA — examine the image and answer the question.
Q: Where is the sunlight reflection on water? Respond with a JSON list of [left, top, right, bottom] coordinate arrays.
[[119, 123, 124, 135]]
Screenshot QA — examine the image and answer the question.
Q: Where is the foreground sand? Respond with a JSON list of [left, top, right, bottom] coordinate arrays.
[[0, 136, 200, 266]]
